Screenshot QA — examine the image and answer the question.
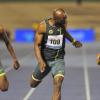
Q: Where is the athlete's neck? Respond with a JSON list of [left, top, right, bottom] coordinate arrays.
[[49, 18, 55, 27]]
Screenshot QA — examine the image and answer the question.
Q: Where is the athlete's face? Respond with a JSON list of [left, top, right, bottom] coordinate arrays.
[[53, 12, 67, 26], [55, 16, 66, 25]]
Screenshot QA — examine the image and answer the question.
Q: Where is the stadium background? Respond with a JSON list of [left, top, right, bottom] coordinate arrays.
[[0, 0, 100, 41]]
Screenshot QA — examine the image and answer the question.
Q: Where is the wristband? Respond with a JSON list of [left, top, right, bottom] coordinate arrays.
[[72, 39, 76, 44]]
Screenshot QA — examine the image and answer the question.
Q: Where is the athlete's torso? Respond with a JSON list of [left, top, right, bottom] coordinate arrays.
[[41, 18, 66, 61]]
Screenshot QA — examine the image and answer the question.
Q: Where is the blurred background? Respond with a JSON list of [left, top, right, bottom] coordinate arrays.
[[0, 0, 100, 100], [0, 0, 100, 41]]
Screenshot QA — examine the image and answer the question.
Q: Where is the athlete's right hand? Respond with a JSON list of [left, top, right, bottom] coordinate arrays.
[[39, 60, 46, 73], [13, 59, 20, 70]]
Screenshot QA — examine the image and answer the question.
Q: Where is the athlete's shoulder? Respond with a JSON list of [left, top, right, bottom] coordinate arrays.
[[37, 20, 46, 33], [39, 20, 46, 26]]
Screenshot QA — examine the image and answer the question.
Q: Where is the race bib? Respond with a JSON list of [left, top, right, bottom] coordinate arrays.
[[46, 35, 63, 49]]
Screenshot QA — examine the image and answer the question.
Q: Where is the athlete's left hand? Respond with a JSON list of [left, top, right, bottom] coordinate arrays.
[[73, 41, 82, 48], [13, 59, 20, 70]]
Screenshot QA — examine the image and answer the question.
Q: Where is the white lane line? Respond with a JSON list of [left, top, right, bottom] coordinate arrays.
[[82, 45, 91, 100], [23, 88, 36, 100]]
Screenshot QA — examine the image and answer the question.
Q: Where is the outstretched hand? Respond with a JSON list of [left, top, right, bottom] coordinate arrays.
[[73, 41, 82, 48]]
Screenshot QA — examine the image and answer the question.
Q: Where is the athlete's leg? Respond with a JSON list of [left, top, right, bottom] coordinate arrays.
[[0, 69, 9, 92], [30, 74, 41, 88], [30, 63, 51, 88], [52, 75, 64, 100], [51, 59, 65, 100]]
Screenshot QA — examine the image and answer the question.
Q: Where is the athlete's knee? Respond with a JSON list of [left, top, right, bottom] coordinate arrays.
[[54, 76, 64, 88], [30, 80, 40, 88], [30, 75, 41, 88]]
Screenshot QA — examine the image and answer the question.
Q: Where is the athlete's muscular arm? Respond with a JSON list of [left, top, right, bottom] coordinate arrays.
[[64, 30, 75, 43], [63, 23, 82, 48], [0, 26, 20, 70], [34, 21, 46, 72]]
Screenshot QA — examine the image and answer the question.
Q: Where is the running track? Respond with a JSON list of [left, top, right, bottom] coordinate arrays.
[[0, 42, 100, 100]]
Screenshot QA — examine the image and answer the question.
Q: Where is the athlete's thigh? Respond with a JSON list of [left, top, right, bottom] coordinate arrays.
[[32, 63, 51, 81], [0, 60, 6, 79], [0, 63, 8, 88], [51, 59, 65, 78], [0, 74, 8, 85]]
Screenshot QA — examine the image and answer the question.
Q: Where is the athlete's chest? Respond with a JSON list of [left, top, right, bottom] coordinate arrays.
[[45, 27, 64, 49], [46, 34, 63, 48], [47, 25, 63, 35]]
